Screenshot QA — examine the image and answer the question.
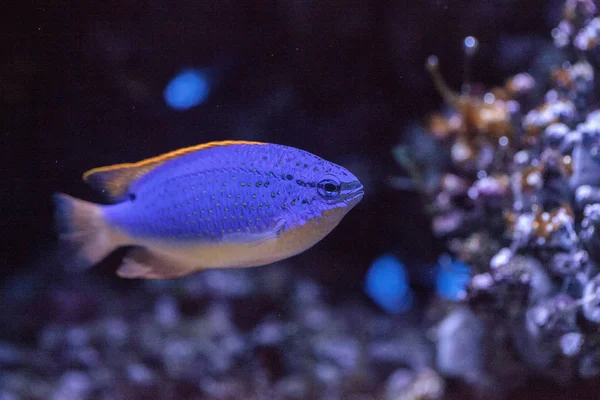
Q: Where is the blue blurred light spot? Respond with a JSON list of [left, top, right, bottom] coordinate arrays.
[[435, 254, 471, 301], [464, 36, 477, 49], [365, 254, 413, 314], [164, 69, 210, 110]]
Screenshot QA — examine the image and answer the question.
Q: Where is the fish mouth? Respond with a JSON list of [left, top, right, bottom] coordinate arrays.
[[350, 189, 365, 201], [343, 182, 364, 204]]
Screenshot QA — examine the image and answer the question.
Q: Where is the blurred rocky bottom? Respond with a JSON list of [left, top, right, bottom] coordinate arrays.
[[1, 258, 599, 400]]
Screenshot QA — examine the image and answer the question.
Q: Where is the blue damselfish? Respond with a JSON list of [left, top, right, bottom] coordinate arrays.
[[54, 141, 364, 279]]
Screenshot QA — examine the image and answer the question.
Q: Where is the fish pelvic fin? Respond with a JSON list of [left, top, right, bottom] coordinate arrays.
[[82, 140, 267, 201], [53, 193, 122, 270], [117, 247, 195, 279]]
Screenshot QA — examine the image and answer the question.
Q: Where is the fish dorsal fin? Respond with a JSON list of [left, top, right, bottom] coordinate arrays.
[[82, 140, 267, 201]]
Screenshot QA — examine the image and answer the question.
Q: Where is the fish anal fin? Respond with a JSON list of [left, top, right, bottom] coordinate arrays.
[[83, 140, 267, 201], [117, 248, 194, 279]]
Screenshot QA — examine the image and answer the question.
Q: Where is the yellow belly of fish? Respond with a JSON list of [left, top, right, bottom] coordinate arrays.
[[127, 210, 347, 278]]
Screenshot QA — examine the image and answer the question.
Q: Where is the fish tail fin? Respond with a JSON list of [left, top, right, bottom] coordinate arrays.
[[53, 193, 119, 270]]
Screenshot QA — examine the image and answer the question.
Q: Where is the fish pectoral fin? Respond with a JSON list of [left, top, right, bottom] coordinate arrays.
[[117, 247, 193, 279], [223, 218, 286, 248]]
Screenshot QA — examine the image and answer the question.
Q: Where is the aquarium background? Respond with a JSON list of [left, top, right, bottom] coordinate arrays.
[[3, 0, 600, 399]]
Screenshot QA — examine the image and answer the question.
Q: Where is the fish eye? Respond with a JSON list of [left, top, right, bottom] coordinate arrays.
[[317, 176, 341, 199], [324, 183, 337, 192]]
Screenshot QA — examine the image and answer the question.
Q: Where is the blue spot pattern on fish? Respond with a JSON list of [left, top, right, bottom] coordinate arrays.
[[104, 143, 341, 241]]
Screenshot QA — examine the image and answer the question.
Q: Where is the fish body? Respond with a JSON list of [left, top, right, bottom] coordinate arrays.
[[54, 141, 364, 279]]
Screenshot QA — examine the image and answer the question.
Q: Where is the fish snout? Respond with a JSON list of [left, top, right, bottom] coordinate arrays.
[[343, 181, 364, 205]]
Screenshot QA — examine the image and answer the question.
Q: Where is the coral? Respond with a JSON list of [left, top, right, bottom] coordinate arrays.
[[392, 0, 600, 394]]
